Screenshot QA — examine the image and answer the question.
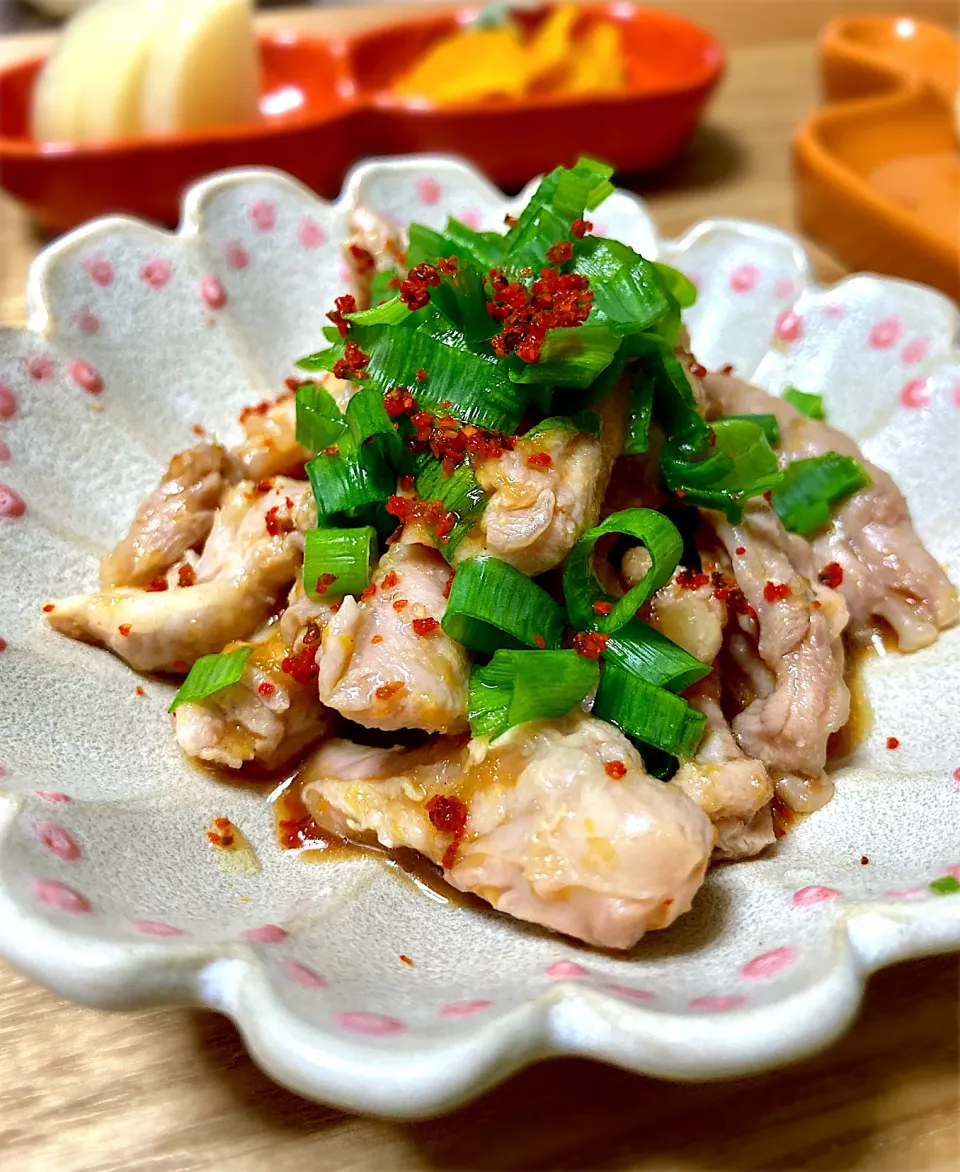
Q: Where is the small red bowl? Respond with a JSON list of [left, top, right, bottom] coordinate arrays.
[[0, 4, 723, 232]]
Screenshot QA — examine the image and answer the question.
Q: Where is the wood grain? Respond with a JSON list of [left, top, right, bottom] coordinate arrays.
[[1, 5, 958, 1169]]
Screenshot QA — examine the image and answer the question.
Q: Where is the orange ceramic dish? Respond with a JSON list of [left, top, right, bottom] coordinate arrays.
[[0, 4, 723, 233], [794, 16, 960, 302]]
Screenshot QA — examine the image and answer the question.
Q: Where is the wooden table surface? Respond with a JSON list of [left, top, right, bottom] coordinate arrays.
[[2, 4, 959, 1169]]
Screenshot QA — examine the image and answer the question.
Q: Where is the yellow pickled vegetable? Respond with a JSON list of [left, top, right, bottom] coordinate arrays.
[[566, 23, 626, 95], [393, 27, 528, 103]]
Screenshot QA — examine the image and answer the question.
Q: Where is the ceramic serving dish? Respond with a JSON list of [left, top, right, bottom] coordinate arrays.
[[1, 156, 959, 1119], [794, 15, 960, 302], [0, 2, 723, 232]]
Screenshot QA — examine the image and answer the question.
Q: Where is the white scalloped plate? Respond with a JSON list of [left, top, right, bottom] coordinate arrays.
[[1, 156, 959, 1119]]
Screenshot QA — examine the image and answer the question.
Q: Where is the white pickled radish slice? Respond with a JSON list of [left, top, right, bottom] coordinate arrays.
[[138, 0, 261, 135]]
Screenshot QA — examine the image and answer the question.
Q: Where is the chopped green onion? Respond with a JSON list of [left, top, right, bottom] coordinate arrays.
[[502, 157, 613, 268], [603, 618, 712, 693], [771, 451, 870, 535], [570, 237, 669, 335], [653, 262, 698, 309], [168, 647, 252, 713], [639, 745, 679, 781], [305, 437, 396, 522], [783, 387, 824, 420], [506, 323, 621, 389], [661, 418, 783, 521], [930, 876, 960, 895], [369, 267, 401, 306], [413, 451, 488, 557], [442, 556, 565, 654], [294, 382, 346, 453], [624, 370, 654, 455], [720, 412, 781, 447], [467, 649, 599, 740], [593, 662, 706, 759], [524, 411, 601, 439], [345, 384, 408, 471], [303, 526, 376, 599], [563, 508, 684, 632], [345, 296, 412, 328]]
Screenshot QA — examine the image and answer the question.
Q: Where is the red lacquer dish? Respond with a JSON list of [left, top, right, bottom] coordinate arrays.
[[0, 3, 723, 232]]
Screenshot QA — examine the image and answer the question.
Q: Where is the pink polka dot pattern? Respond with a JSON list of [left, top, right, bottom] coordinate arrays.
[[33, 820, 81, 862], [883, 886, 926, 899], [334, 1011, 406, 1037], [337, 258, 351, 286], [34, 878, 91, 913], [131, 919, 185, 936], [69, 359, 103, 394], [947, 864, 960, 879], [250, 199, 277, 230], [792, 885, 841, 907], [416, 176, 442, 206], [439, 999, 492, 1018], [740, 946, 798, 979], [140, 258, 172, 288], [224, 241, 250, 270], [952, 384, 960, 408], [75, 310, 100, 336], [899, 378, 930, 409], [774, 309, 803, 344], [241, 924, 287, 943], [729, 263, 759, 293], [900, 337, 928, 365], [282, 959, 328, 988], [200, 276, 227, 310], [868, 318, 902, 349], [0, 384, 18, 420], [36, 790, 71, 802], [458, 207, 481, 230], [774, 276, 795, 299], [545, 961, 590, 979], [298, 217, 325, 248], [689, 994, 747, 1011], [0, 440, 9, 462], [0, 484, 26, 518], [822, 301, 844, 319], [953, 766, 960, 783], [605, 983, 656, 1002], [24, 353, 54, 381], [83, 256, 114, 286]]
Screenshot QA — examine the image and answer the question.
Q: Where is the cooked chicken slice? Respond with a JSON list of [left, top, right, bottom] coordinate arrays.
[[279, 572, 337, 651], [703, 372, 959, 650], [709, 498, 850, 806], [99, 443, 229, 588], [316, 543, 469, 734], [174, 627, 336, 771], [671, 675, 775, 859], [46, 478, 311, 673], [626, 556, 727, 665], [301, 712, 715, 950], [454, 390, 626, 576], [234, 394, 310, 480]]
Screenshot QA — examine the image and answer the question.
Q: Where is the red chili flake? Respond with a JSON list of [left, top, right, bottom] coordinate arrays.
[[323, 444, 340, 457], [239, 399, 273, 422], [886, 736, 900, 750], [571, 218, 592, 239], [487, 265, 593, 363], [399, 954, 414, 966], [735, 546, 746, 555], [145, 575, 168, 592], [375, 680, 405, 701], [860, 855, 870, 865], [386, 494, 457, 543], [281, 646, 320, 685], [812, 599, 822, 609], [415, 368, 429, 382], [302, 621, 323, 647], [326, 293, 358, 338], [135, 685, 145, 697], [763, 581, 792, 602], [399, 263, 442, 311], [527, 452, 552, 468], [424, 794, 469, 869], [398, 473, 416, 493], [381, 570, 399, 590], [720, 363, 735, 375], [819, 562, 843, 590], [264, 505, 283, 536], [573, 630, 609, 659], [392, 599, 409, 612], [371, 634, 384, 645], [412, 617, 440, 636], [504, 214, 518, 228], [593, 600, 613, 616], [533, 634, 546, 649], [255, 478, 274, 493], [42, 603, 55, 613], [177, 564, 196, 588], [348, 243, 375, 274], [605, 760, 627, 780], [118, 623, 132, 636], [284, 377, 309, 393], [674, 487, 687, 498], [677, 569, 711, 590], [315, 573, 337, 595], [689, 361, 707, 378], [191, 423, 205, 436], [443, 570, 455, 600], [172, 659, 188, 672], [258, 681, 276, 697], [332, 340, 370, 382], [436, 256, 459, 275], [384, 389, 418, 417], [546, 240, 573, 265], [360, 582, 377, 603]]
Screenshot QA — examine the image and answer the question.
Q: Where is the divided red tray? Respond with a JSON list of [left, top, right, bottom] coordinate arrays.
[[0, 3, 723, 231]]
